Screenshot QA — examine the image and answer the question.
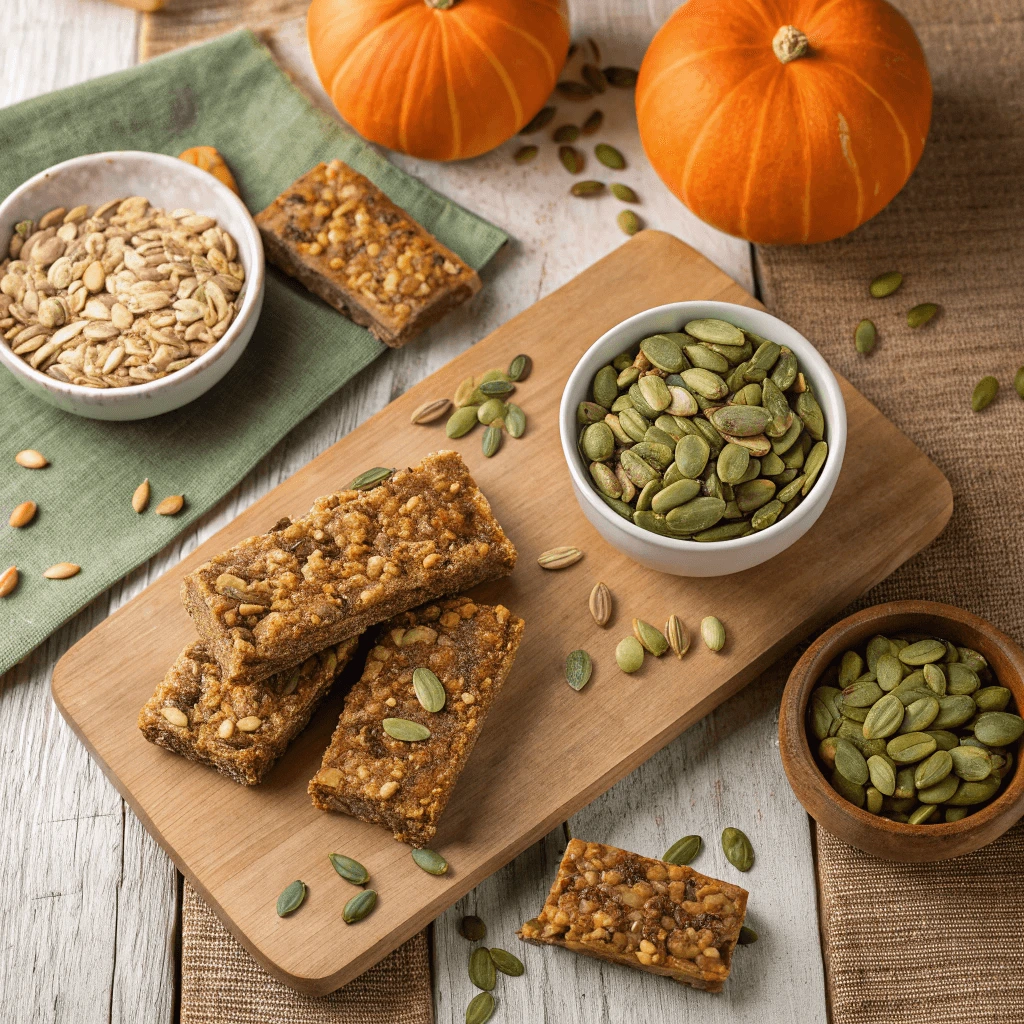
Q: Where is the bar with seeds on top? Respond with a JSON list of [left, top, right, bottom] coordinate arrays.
[[180, 450, 517, 685], [309, 596, 525, 846], [137, 637, 359, 786], [255, 159, 481, 347], [518, 838, 749, 992]]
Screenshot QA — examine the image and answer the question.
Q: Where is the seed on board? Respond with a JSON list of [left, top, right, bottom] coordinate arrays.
[[411, 848, 449, 875], [559, 145, 585, 173], [615, 635, 645, 673], [520, 106, 555, 133], [0, 566, 18, 597], [609, 183, 638, 203], [589, 582, 612, 626], [15, 449, 48, 469], [447, 406, 481, 438], [411, 398, 453, 425], [595, 143, 626, 169], [482, 424, 502, 458], [328, 853, 370, 885], [155, 495, 185, 516], [349, 467, 394, 490], [489, 947, 525, 976], [469, 946, 497, 991], [854, 319, 877, 354], [565, 648, 594, 691], [907, 303, 938, 328], [9, 500, 37, 528], [508, 354, 532, 382], [571, 180, 605, 197], [581, 109, 604, 135], [513, 145, 538, 164], [721, 827, 754, 871], [869, 271, 902, 298], [131, 479, 151, 513], [663, 834, 702, 865], [466, 991, 496, 1024], [538, 546, 583, 570], [276, 880, 306, 917], [633, 618, 668, 656], [343, 888, 378, 924], [666, 615, 690, 659], [382, 718, 431, 742], [504, 403, 527, 438], [617, 210, 641, 235], [701, 616, 726, 652], [459, 915, 487, 941], [43, 562, 80, 579], [971, 376, 998, 412]]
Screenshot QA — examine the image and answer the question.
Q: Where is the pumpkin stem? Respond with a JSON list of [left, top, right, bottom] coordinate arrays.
[[772, 25, 810, 63], [424, 0, 457, 8]]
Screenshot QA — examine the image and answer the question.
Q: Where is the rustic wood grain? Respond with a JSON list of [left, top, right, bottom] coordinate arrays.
[[51, 231, 951, 994]]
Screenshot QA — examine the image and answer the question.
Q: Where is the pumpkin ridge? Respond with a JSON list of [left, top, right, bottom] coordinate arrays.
[[326, 5, 420, 107], [739, 70, 783, 240], [450, 16, 524, 128], [835, 110, 865, 225], [398, 14, 443, 154], [473, 13, 558, 82], [730, 0, 777, 32], [435, 12, 462, 159], [792, 79, 813, 243]]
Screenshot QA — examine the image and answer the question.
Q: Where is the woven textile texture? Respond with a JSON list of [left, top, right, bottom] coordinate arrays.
[[756, 1, 1024, 1021]]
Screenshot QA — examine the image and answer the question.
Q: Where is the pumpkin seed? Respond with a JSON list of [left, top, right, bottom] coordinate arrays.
[[553, 124, 580, 142], [603, 66, 639, 88], [382, 718, 431, 742], [898, 695, 940, 733], [974, 686, 1011, 712], [556, 80, 593, 100], [276, 880, 306, 916], [914, 749, 952, 789], [411, 848, 449, 875], [589, 582, 612, 627], [663, 834, 702, 865], [616, 636, 644, 673], [907, 303, 938, 328], [469, 947, 497, 990], [503, 403, 526, 439], [633, 618, 668, 656], [508, 354, 532, 382], [559, 145, 584, 173], [866, 754, 896, 796], [571, 180, 605, 197], [447, 406, 481, 438], [908, 803, 938, 824], [617, 210, 640, 235], [898, 638, 946, 665], [665, 614, 690, 659], [863, 693, 905, 738], [854, 319, 877, 354], [565, 649, 593, 691], [329, 854, 369, 885], [348, 467, 394, 491], [610, 183, 638, 202], [721, 827, 754, 871], [738, 925, 759, 945], [413, 667, 447, 713], [946, 777, 1001, 806], [581, 109, 604, 135], [466, 992, 496, 1024], [972, 376, 998, 411], [595, 143, 625, 169], [581, 63, 607, 94], [886, 732, 937, 763], [489, 948, 525, 976], [834, 738, 869, 785], [343, 888, 377, 923], [538, 546, 583, 570], [460, 915, 487, 941], [1015, 366, 1024, 400], [411, 398, 453, 424], [949, 744, 993, 781], [701, 616, 726, 652], [974, 711, 1024, 746], [514, 146, 538, 164], [482, 424, 502, 458], [869, 271, 902, 297], [520, 106, 555, 133], [932, 695, 976, 730]]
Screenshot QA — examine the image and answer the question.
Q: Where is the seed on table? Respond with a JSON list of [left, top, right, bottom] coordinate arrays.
[[663, 834, 701, 865], [460, 915, 487, 941], [469, 947, 497, 991], [721, 827, 754, 871], [155, 495, 185, 516], [513, 145, 538, 164], [411, 398, 452, 424], [0, 566, 19, 598], [504, 403, 527, 438], [343, 888, 377, 923], [276, 880, 306, 917], [43, 562, 80, 580], [559, 145, 585, 173], [738, 925, 759, 945], [553, 124, 580, 142], [520, 106, 555, 133], [15, 449, 48, 469], [328, 853, 369, 885], [9, 500, 37, 528], [565, 649, 593, 691], [589, 582, 613, 626], [556, 80, 593, 100], [489, 947, 525, 976], [538, 546, 583, 570], [581, 63, 607, 94], [411, 848, 449, 875], [854, 319, 877, 354], [466, 991, 496, 1024], [571, 180, 605, 197], [633, 618, 668, 656], [508, 354, 532, 382], [482, 424, 502, 458], [869, 271, 902, 297], [603, 66, 639, 88], [595, 143, 626, 169], [666, 615, 690, 659], [581, 109, 604, 135], [907, 303, 938, 328], [610, 183, 638, 203], [617, 210, 641, 235], [1014, 366, 1024, 399], [701, 616, 726, 652], [971, 376, 998, 412], [616, 636, 645, 673]]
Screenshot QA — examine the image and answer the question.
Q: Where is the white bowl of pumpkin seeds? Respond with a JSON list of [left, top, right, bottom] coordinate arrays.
[[559, 301, 847, 577]]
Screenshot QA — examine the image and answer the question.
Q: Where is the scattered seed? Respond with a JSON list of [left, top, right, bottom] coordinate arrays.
[[595, 143, 625, 169], [633, 618, 668, 656], [854, 319, 877, 355], [556, 81, 593, 100], [469, 947, 497, 990], [907, 302, 938, 328], [617, 210, 641, 235], [559, 146, 585, 174], [479, 379, 514, 397], [504, 403, 527, 438], [581, 64, 607, 94], [513, 145, 538, 165], [489, 947, 525, 976], [666, 614, 690, 659], [482, 424, 503, 458], [508, 354, 532, 382], [738, 925, 759, 945], [43, 562, 80, 580], [15, 449, 48, 469], [276, 880, 306, 916], [1015, 367, 1024, 400], [609, 183, 638, 203], [553, 124, 580, 142], [460, 915, 487, 941], [413, 667, 447, 713], [155, 495, 185, 516], [538, 546, 583, 569], [9, 500, 37, 528], [581, 110, 604, 135], [869, 271, 902, 298], [466, 991, 496, 1024], [382, 717, 431, 741], [589, 582, 612, 626], [571, 180, 605, 197], [328, 853, 369, 884], [663, 834, 702, 865], [586, 37, 602, 63], [520, 106, 555, 133], [565, 649, 594, 691], [615, 635, 644, 673], [972, 376, 999, 412], [0, 566, 18, 597], [411, 848, 449, 875], [701, 616, 726, 651], [131, 479, 151, 513], [721, 826, 755, 871], [348, 467, 394, 490], [603, 66, 638, 88], [411, 399, 452, 425], [342, 888, 377, 923]]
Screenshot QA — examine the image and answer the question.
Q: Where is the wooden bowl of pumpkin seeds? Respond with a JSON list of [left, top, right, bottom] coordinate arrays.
[[558, 300, 846, 576], [780, 600, 1024, 862]]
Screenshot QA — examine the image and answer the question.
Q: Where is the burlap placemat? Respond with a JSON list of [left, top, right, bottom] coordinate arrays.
[[755, 1, 1024, 1020], [180, 882, 432, 1024]]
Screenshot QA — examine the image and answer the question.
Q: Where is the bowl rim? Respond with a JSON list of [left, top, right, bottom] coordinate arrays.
[[780, 599, 1024, 840], [0, 150, 264, 405], [557, 299, 848, 551]]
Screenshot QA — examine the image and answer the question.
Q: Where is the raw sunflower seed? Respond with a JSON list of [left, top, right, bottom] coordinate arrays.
[[603, 66, 638, 88], [513, 145, 538, 164], [907, 303, 938, 328], [276, 880, 306, 916], [343, 888, 377, 923], [556, 81, 592, 100], [508, 354, 532, 381], [460, 915, 487, 941], [571, 180, 605, 197], [565, 649, 593, 691], [328, 853, 369, 884], [466, 992, 496, 1024], [553, 124, 580, 142], [482, 424, 502, 458], [469, 947, 497, 990], [595, 143, 625, 169], [589, 582, 612, 626], [869, 271, 902, 297], [489, 947, 525, 976], [538, 546, 583, 569], [348, 467, 394, 490], [617, 210, 641, 235], [413, 667, 447, 712], [663, 834, 701, 865], [382, 718, 431, 741], [610, 183, 638, 202], [581, 110, 604, 135], [411, 848, 449, 875], [854, 319, 876, 354], [971, 376, 998, 411], [520, 106, 555, 133], [721, 827, 754, 871]]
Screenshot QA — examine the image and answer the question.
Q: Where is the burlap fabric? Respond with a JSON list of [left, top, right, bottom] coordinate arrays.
[[755, 1, 1024, 1021], [180, 882, 432, 1024]]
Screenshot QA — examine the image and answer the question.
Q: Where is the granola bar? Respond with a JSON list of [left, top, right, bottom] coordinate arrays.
[[255, 160, 481, 347], [308, 597, 524, 846], [518, 839, 748, 992], [137, 637, 359, 786], [180, 451, 516, 685]]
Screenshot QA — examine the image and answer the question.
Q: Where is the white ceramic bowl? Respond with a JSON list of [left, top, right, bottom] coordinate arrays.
[[0, 151, 264, 420], [559, 300, 847, 577]]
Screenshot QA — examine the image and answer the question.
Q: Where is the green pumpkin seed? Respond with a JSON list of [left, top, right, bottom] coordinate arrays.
[[972, 376, 999, 411], [854, 319, 877, 354], [616, 636, 644, 673], [633, 509, 672, 535], [482, 424, 502, 458], [950, 745, 993, 781], [675, 434, 711, 479], [412, 667, 446, 713], [893, 767, 916, 799], [382, 718, 431, 742], [694, 521, 752, 542], [701, 616, 726, 652], [638, 375, 672, 413], [604, 65, 639, 88], [581, 109, 604, 135], [907, 803, 938, 824], [633, 618, 668, 656], [738, 925, 759, 945], [619, 408, 650, 443], [589, 365, 616, 408], [862, 693, 905, 739], [864, 785, 883, 814], [974, 711, 1024, 746], [801, 442, 828, 495], [582, 63, 607, 93], [276, 880, 306, 917], [750, 499, 783, 530], [974, 686, 1011, 712], [329, 854, 369, 885], [565, 649, 594, 691], [683, 344, 729, 373], [898, 695, 940, 733], [460, 915, 487, 941], [559, 145, 584, 174], [348, 467, 394, 491], [664, 834, 702, 865], [479, 380, 513, 399], [914, 749, 952, 789], [571, 180, 605, 197], [477, 398, 506, 425], [869, 271, 902, 297], [795, 391, 824, 441], [650, 479, 700, 514], [617, 210, 641, 235], [507, 354, 531, 382], [866, 754, 896, 796], [553, 124, 580, 142], [735, 479, 777, 514], [819, 736, 840, 768], [447, 406, 481, 438], [839, 651, 865, 686], [469, 946, 497, 991], [620, 449, 661, 488], [667, 497, 726, 534], [521, 106, 555, 133], [489, 948, 525, 976], [577, 401, 607, 425], [411, 848, 449, 875], [957, 647, 988, 672], [721, 827, 754, 871], [343, 888, 377, 923], [946, 776, 1001, 806], [834, 738, 869, 785], [946, 663, 979, 695], [590, 461, 622, 498], [708, 405, 772, 438], [466, 992, 495, 1024], [514, 145, 538, 164], [684, 318, 745, 346], [932, 695, 977, 730], [716, 443, 751, 485], [887, 732, 937, 763], [610, 182, 638, 202], [504, 403, 526, 438], [595, 143, 625, 169], [875, 654, 905, 692], [582, 421, 615, 461], [945, 806, 969, 822], [922, 663, 947, 695], [907, 303, 938, 328], [640, 334, 685, 372], [810, 695, 836, 741], [898, 639, 946, 666]]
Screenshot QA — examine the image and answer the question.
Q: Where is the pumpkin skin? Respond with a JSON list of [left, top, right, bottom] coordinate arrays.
[[636, 0, 932, 245], [307, 0, 570, 162]]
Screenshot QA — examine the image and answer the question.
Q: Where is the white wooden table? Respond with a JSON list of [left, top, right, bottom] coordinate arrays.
[[0, 2, 827, 1021]]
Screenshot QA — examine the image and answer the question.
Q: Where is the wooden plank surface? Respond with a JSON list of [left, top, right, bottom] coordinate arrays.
[[51, 230, 951, 994]]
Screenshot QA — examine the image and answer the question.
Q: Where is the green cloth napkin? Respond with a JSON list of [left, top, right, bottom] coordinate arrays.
[[0, 30, 508, 676]]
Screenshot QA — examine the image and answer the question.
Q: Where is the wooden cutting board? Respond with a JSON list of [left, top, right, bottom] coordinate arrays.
[[51, 232, 952, 994]]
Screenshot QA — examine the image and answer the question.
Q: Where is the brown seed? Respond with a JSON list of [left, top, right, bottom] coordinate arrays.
[[571, 180, 605, 197], [556, 81, 593, 100], [155, 495, 184, 516], [520, 106, 555, 134], [513, 145, 538, 165], [589, 582, 612, 627], [15, 449, 48, 469], [587, 37, 602, 63], [410, 398, 452, 425], [0, 566, 18, 597], [132, 479, 151, 513], [581, 110, 604, 135], [604, 66, 639, 88], [9, 501, 37, 528], [559, 146, 585, 174], [581, 64, 607, 94], [43, 562, 80, 580], [553, 124, 580, 143]]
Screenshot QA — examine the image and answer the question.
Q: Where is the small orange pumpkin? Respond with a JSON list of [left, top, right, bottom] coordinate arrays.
[[307, 0, 570, 162], [636, 0, 932, 245]]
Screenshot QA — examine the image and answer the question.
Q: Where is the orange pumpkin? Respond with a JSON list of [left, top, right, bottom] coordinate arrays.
[[307, 0, 570, 162], [636, 0, 932, 245]]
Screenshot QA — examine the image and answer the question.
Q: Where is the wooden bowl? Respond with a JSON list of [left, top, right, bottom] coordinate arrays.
[[779, 600, 1024, 862]]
